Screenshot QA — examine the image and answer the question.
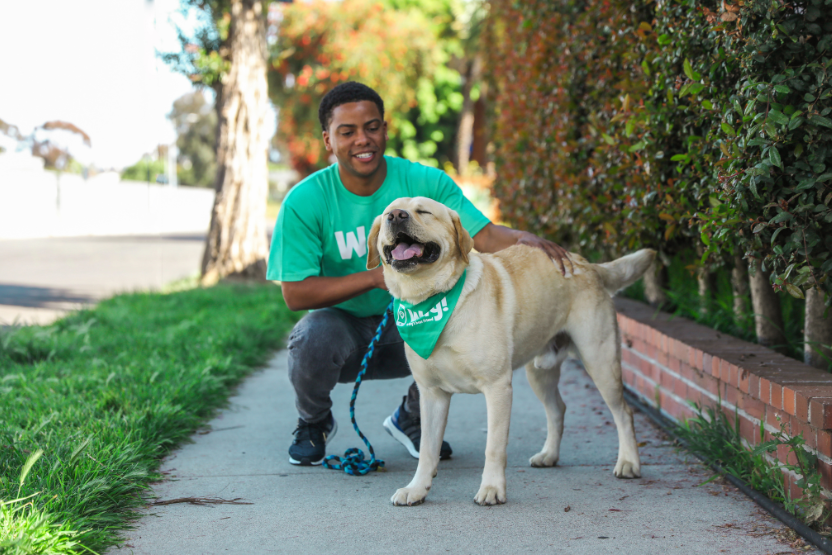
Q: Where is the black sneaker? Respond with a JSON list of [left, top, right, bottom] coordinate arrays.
[[288, 412, 337, 466], [383, 396, 452, 460]]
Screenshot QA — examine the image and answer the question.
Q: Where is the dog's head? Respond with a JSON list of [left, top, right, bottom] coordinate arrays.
[[366, 197, 474, 279]]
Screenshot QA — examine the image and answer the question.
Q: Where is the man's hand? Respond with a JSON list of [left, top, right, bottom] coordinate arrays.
[[473, 223, 573, 275], [515, 231, 574, 275]]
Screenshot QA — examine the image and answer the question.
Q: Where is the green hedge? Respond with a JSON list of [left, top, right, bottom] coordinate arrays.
[[488, 0, 832, 298]]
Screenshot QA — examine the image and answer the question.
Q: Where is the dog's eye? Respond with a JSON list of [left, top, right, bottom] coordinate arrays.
[[416, 210, 432, 215]]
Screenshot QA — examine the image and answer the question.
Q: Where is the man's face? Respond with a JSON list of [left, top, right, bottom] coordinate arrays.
[[323, 100, 388, 180]]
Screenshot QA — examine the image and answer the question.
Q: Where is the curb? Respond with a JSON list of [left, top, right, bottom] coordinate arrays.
[[623, 388, 832, 555]]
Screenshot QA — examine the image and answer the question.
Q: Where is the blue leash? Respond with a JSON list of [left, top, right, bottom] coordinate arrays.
[[322, 300, 394, 475]]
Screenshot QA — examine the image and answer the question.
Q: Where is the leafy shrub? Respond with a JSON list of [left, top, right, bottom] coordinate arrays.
[[488, 0, 832, 298], [699, 0, 832, 299]]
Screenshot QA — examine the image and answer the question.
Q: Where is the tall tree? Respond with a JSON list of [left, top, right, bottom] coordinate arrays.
[[163, 0, 270, 284], [201, 0, 269, 284]]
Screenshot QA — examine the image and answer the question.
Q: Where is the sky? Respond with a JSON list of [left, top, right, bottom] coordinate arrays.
[[0, 0, 276, 170]]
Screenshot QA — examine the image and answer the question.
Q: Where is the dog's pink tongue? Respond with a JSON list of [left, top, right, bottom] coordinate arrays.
[[392, 242, 424, 260]]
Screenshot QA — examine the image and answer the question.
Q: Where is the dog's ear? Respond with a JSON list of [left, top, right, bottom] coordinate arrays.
[[366, 215, 383, 269], [452, 211, 474, 264]]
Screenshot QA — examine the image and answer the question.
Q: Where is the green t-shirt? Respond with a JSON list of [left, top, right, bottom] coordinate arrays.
[[267, 156, 490, 317]]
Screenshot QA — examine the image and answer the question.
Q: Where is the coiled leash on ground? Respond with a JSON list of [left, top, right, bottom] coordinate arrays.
[[322, 300, 394, 476]]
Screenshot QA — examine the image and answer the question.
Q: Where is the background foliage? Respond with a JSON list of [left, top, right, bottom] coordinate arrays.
[[267, 0, 466, 177], [169, 91, 218, 187], [488, 0, 832, 299]]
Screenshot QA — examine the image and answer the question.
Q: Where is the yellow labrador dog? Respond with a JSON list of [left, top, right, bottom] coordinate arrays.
[[366, 197, 655, 507]]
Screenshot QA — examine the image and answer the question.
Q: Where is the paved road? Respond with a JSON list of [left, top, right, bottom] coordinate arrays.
[[0, 234, 206, 326], [111, 353, 816, 555]]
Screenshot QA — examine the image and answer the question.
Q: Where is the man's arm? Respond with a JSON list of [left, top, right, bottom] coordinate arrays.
[[281, 266, 386, 311], [473, 223, 573, 274]]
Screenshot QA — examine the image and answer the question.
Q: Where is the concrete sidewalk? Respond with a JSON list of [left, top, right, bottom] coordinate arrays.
[[112, 352, 815, 555]]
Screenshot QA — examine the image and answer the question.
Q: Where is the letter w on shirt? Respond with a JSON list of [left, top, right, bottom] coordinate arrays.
[[334, 226, 366, 260]]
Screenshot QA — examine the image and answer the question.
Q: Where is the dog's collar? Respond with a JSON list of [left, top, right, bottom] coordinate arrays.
[[393, 270, 467, 359]]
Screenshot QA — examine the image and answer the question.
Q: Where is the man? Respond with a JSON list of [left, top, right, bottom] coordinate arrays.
[[268, 82, 570, 466]]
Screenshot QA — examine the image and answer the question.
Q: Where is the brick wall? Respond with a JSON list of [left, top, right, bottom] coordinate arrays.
[[615, 297, 832, 500]]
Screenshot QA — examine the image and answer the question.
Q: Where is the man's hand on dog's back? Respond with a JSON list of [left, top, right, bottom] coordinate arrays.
[[473, 223, 574, 276]]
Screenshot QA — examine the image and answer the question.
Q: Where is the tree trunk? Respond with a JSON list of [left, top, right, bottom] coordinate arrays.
[[697, 267, 717, 315], [471, 88, 488, 168], [805, 287, 832, 370], [749, 260, 787, 352], [643, 260, 668, 307], [695, 245, 716, 315], [455, 56, 482, 177], [731, 252, 750, 323], [201, 0, 269, 285]]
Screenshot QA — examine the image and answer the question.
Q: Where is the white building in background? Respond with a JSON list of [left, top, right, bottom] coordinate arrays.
[[0, 151, 213, 239]]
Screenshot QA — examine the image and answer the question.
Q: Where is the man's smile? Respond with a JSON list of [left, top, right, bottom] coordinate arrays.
[[354, 151, 376, 161]]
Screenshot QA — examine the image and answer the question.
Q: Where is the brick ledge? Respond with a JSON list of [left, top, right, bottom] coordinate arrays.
[[615, 297, 832, 498]]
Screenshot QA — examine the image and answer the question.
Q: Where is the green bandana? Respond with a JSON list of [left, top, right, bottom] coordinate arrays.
[[393, 270, 467, 359]]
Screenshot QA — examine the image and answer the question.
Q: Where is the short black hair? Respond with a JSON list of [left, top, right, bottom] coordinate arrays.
[[318, 82, 385, 131]]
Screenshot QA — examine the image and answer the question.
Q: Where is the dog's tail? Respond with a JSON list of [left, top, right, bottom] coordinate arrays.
[[594, 249, 656, 296]]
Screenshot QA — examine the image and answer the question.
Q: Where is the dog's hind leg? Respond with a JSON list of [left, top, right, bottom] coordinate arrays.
[[391, 386, 452, 506], [567, 302, 641, 479], [526, 340, 568, 468]]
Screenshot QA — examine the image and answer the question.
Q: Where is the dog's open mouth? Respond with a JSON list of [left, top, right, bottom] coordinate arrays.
[[383, 232, 440, 267]]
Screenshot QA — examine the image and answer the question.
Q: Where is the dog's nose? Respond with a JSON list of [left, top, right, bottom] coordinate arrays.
[[387, 209, 409, 224]]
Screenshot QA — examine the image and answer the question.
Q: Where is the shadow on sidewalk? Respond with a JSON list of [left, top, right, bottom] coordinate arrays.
[[0, 283, 96, 309]]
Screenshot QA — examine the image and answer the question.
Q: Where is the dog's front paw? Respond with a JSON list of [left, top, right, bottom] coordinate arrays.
[[613, 460, 641, 479], [391, 486, 428, 506], [474, 484, 506, 506], [529, 451, 559, 468]]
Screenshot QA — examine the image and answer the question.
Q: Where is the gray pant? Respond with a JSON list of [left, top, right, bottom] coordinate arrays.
[[287, 307, 420, 424]]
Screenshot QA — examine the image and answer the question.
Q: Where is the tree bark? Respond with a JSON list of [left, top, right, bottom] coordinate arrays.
[[749, 260, 787, 352], [201, 0, 269, 285], [805, 287, 832, 370], [643, 260, 668, 307], [471, 89, 488, 168], [697, 267, 717, 315], [695, 245, 716, 315], [731, 252, 750, 323], [455, 55, 482, 177]]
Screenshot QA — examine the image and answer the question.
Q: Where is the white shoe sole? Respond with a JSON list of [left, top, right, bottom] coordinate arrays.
[[383, 415, 419, 459], [288, 419, 338, 466]]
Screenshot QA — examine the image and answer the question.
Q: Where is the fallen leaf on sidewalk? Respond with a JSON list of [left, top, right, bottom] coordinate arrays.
[[564, 505, 571, 512], [151, 497, 252, 507], [198, 425, 245, 435]]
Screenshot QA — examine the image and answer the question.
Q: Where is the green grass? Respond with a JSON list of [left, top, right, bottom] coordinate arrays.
[[677, 402, 829, 526], [0, 284, 301, 554]]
